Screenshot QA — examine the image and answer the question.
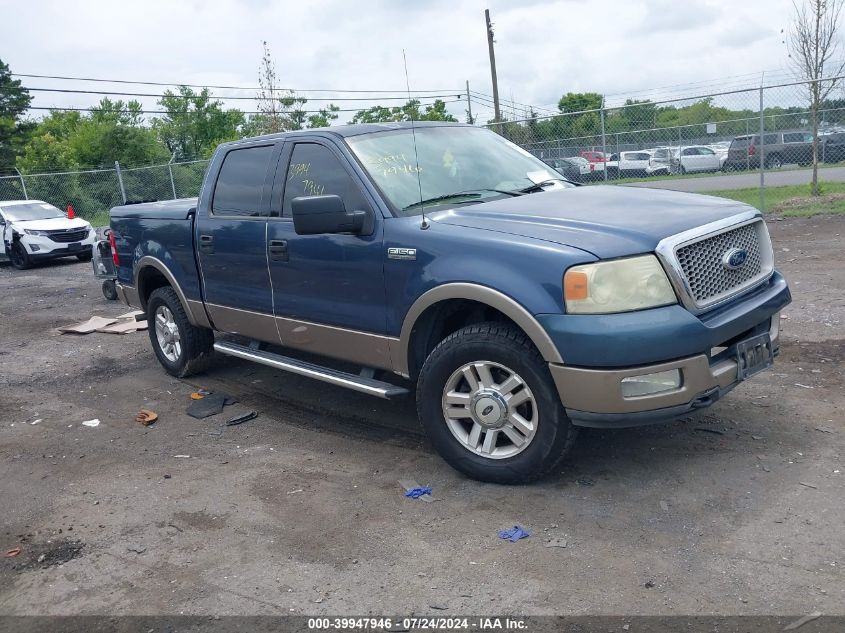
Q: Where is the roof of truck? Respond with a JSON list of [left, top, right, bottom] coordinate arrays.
[[233, 121, 470, 145]]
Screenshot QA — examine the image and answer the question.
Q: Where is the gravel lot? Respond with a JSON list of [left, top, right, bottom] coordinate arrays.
[[0, 214, 843, 616]]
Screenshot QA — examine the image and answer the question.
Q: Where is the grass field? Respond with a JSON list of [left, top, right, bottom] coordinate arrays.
[[708, 181, 845, 216]]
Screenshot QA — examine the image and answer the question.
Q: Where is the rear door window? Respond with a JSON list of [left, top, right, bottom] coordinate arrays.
[[783, 132, 805, 144], [212, 145, 274, 217], [281, 143, 371, 218]]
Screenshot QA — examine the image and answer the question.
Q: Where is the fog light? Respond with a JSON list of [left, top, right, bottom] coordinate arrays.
[[29, 244, 40, 252], [621, 369, 681, 398]]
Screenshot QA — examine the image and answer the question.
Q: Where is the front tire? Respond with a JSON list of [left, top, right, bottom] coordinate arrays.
[[417, 322, 577, 484], [147, 286, 214, 377], [9, 243, 31, 270]]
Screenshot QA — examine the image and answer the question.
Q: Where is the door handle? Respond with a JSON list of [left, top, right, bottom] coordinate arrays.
[[199, 234, 214, 254], [269, 239, 288, 262]]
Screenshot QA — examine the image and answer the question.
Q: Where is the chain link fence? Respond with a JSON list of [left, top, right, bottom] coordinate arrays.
[[488, 76, 845, 211], [0, 159, 209, 226]]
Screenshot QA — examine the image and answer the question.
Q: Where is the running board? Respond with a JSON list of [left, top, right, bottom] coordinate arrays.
[[213, 340, 409, 400]]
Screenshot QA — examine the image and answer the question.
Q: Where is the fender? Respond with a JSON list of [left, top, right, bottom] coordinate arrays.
[[134, 256, 212, 328], [393, 282, 563, 376]]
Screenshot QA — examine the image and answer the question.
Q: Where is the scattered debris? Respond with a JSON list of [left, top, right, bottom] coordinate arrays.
[[430, 604, 448, 611], [173, 455, 190, 459], [135, 409, 158, 426], [4, 548, 21, 558], [498, 526, 530, 542], [186, 392, 236, 419], [799, 482, 818, 489], [287, 489, 304, 495], [399, 479, 435, 503], [794, 383, 814, 389], [191, 389, 212, 400], [59, 311, 148, 336], [751, 435, 764, 440], [576, 477, 595, 486], [545, 538, 568, 548], [225, 411, 257, 427], [644, 580, 655, 589], [96, 320, 148, 335], [695, 427, 724, 435], [30, 419, 42, 425], [659, 500, 669, 512], [81, 419, 101, 428], [815, 426, 834, 434], [126, 544, 146, 554], [783, 612, 822, 631], [404, 486, 433, 499]]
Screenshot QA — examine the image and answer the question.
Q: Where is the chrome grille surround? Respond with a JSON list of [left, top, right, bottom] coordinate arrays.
[[655, 210, 774, 314]]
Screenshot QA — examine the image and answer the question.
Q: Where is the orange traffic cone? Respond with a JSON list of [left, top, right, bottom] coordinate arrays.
[[67, 205, 75, 219]]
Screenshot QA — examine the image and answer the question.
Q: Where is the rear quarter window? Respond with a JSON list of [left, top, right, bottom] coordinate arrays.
[[212, 145, 274, 217]]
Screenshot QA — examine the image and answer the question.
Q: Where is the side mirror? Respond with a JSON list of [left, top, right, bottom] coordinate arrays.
[[291, 195, 369, 236]]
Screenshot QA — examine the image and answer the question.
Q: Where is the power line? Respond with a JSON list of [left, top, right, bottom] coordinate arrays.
[[5, 85, 462, 102], [24, 99, 465, 116], [11, 72, 462, 94]]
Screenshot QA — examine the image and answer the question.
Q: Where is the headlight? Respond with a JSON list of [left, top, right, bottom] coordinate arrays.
[[564, 255, 677, 314], [24, 229, 49, 236]]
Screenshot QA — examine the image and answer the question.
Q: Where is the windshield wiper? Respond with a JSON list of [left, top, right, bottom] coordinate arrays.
[[516, 178, 571, 194], [402, 189, 522, 212]]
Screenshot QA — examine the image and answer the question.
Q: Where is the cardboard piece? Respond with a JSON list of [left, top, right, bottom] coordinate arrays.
[[96, 320, 149, 334], [58, 316, 118, 334]]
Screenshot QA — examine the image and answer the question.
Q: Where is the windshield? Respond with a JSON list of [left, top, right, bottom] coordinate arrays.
[[1, 202, 64, 222], [346, 126, 569, 215]]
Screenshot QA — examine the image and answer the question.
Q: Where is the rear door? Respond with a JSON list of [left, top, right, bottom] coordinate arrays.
[[195, 141, 282, 344], [265, 137, 391, 369], [695, 147, 719, 171]]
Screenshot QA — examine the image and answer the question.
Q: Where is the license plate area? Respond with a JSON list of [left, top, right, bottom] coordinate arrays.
[[736, 333, 774, 380]]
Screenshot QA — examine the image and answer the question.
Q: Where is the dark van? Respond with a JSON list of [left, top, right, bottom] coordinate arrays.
[[723, 131, 814, 171]]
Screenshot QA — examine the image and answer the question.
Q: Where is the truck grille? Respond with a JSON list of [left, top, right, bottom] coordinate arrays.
[[657, 215, 774, 313], [677, 223, 763, 304], [47, 228, 89, 243]]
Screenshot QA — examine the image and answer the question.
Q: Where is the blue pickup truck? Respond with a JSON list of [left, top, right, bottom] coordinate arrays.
[[109, 122, 791, 483]]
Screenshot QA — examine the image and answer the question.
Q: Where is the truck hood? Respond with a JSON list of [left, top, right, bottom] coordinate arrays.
[[428, 185, 755, 259], [110, 198, 198, 220], [10, 217, 91, 231]]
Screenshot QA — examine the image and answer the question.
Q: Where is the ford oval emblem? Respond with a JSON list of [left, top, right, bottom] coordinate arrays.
[[722, 248, 748, 270]]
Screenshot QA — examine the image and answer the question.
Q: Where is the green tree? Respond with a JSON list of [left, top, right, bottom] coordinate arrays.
[[307, 104, 340, 128], [349, 99, 457, 124], [0, 58, 33, 171], [557, 92, 603, 114], [153, 86, 245, 159]]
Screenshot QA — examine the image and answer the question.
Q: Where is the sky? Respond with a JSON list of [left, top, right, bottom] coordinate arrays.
[[0, 0, 815, 123]]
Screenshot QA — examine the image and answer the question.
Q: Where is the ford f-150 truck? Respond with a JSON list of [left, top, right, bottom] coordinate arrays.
[[109, 122, 791, 484]]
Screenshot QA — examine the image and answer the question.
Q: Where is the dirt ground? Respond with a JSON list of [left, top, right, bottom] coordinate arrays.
[[0, 215, 842, 617]]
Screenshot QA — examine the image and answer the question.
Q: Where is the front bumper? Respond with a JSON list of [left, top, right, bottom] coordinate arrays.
[[22, 232, 96, 259], [551, 314, 780, 427]]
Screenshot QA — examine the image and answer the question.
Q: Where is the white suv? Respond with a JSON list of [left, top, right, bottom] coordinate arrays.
[[0, 200, 96, 270]]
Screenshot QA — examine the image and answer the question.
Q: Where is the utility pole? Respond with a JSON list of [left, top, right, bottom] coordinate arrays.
[[466, 80, 474, 124], [485, 9, 502, 123]]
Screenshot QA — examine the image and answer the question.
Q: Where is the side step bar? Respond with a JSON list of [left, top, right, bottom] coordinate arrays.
[[213, 340, 409, 400]]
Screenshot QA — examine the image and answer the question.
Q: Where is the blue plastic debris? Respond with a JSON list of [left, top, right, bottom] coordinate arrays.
[[404, 486, 432, 499], [498, 525, 530, 542]]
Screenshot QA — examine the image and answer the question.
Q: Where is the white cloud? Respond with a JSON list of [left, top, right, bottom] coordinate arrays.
[[2, 0, 800, 122]]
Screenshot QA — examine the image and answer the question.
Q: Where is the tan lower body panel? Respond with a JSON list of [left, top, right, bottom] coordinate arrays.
[[205, 303, 397, 371], [549, 354, 738, 415]]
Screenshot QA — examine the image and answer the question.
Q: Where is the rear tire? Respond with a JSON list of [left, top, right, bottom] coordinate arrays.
[[416, 322, 577, 484], [147, 286, 214, 377]]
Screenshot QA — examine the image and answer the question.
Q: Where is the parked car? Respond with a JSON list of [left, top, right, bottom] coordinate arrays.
[[580, 150, 606, 164], [0, 200, 96, 270], [723, 131, 814, 171], [605, 151, 652, 178], [670, 145, 723, 174], [822, 132, 845, 163], [546, 157, 591, 182], [645, 148, 673, 176], [109, 122, 791, 484]]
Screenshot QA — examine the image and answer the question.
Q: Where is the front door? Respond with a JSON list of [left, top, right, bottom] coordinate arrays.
[[266, 139, 391, 369], [196, 141, 282, 345]]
